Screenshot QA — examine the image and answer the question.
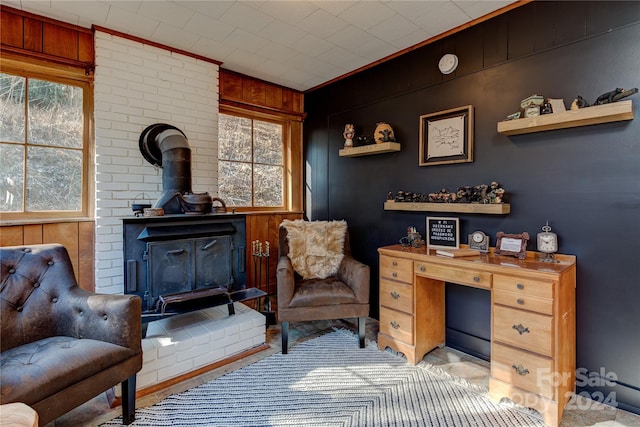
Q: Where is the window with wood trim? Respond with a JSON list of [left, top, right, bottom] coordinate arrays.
[[0, 62, 93, 221], [218, 111, 286, 209]]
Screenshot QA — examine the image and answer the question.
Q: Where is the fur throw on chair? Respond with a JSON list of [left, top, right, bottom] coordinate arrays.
[[281, 219, 347, 279]]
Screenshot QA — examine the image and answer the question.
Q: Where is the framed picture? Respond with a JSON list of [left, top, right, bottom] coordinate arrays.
[[419, 105, 474, 166], [426, 217, 459, 250], [494, 232, 530, 259]]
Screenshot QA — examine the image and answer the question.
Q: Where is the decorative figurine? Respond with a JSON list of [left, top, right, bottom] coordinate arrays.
[[343, 124, 355, 148], [374, 122, 396, 144], [541, 99, 553, 115], [570, 96, 589, 110], [594, 87, 638, 105]]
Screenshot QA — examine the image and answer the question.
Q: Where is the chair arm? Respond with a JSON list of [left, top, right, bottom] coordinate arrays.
[[337, 256, 370, 304], [276, 256, 295, 307], [63, 287, 142, 353]]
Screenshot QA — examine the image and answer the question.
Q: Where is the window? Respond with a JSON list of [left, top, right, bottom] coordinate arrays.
[[0, 66, 92, 220], [218, 112, 284, 208]]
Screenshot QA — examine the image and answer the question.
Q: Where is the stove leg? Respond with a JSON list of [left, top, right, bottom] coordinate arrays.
[[227, 302, 235, 316], [281, 321, 289, 354]]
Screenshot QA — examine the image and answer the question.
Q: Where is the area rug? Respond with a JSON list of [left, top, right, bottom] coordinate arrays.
[[101, 330, 545, 426]]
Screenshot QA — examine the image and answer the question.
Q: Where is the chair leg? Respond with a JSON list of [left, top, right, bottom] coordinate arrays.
[[358, 317, 366, 348], [121, 375, 137, 425], [281, 321, 289, 354]]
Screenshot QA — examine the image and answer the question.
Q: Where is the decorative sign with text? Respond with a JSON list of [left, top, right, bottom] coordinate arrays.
[[426, 217, 460, 250]]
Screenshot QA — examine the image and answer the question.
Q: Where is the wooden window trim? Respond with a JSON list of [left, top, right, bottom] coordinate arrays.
[[0, 56, 94, 223]]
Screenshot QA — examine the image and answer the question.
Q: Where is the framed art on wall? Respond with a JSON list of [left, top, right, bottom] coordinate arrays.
[[419, 105, 474, 166]]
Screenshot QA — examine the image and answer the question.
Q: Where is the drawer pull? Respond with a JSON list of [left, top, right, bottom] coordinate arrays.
[[420, 265, 426, 272], [390, 291, 400, 300], [473, 276, 480, 283], [390, 321, 400, 329], [511, 364, 530, 376], [512, 324, 530, 335], [517, 283, 524, 290], [392, 261, 398, 266], [517, 298, 524, 305], [392, 272, 397, 278]]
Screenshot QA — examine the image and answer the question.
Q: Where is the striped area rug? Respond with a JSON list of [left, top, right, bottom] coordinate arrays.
[[101, 330, 545, 426]]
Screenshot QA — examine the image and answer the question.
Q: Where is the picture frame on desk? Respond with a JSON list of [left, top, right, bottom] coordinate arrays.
[[494, 231, 529, 259], [426, 216, 459, 250]]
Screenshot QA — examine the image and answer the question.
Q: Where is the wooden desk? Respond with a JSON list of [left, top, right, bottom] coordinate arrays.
[[377, 245, 576, 427]]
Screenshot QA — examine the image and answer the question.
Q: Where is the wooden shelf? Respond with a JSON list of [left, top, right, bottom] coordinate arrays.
[[497, 100, 634, 136], [384, 201, 510, 215], [339, 142, 400, 157]]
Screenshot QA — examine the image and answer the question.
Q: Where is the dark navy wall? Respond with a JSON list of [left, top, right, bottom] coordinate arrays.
[[304, 1, 640, 414]]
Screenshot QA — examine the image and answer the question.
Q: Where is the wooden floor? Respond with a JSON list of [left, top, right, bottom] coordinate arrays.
[[48, 316, 640, 427]]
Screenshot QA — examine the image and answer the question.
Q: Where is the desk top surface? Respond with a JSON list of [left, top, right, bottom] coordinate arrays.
[[379, 244, 576, 276]]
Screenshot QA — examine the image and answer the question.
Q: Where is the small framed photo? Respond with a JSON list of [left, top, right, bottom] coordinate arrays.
[[426, 217, 460, 250], [419, 105, 474, 166], [495, 232, 530, 259]]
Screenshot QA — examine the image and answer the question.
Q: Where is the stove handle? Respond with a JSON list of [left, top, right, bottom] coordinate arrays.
[[166, 248, 185, 255], [201, 240, 217, 251]]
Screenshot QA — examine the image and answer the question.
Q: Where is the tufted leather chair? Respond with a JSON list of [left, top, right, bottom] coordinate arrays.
[[276, 223, 370, 354], [0, 244, 142, 426]]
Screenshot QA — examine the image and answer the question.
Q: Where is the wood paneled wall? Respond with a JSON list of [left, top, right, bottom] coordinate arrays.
[[246, 212, 303, 295], [1, 5, 94, 71], [0, 221, 95, 291], [220, 69, 304, 117]]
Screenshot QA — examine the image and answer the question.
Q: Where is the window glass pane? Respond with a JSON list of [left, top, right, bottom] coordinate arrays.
[[218, 160, 252, 207], [28, 79, 83, 148], [26, 146, 82, 211], [218, 114, 251, 162], [0, 143, 24, 212], [254, 164, 283, 207], [0, 73, 26, 143], [254, 120, 282, 165]]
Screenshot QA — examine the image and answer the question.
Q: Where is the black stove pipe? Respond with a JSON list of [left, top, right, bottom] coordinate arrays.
[[139, 123, 192, 214]]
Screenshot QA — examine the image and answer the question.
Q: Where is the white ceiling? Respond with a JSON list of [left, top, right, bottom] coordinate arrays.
[[5, 1, 517, 91]]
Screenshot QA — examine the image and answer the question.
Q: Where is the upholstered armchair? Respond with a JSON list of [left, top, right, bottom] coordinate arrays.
[[0, 244, 142, 426], [276, 220, 370, 354]]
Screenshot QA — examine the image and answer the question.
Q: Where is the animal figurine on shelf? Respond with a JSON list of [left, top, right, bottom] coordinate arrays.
[[594, 87, 638, 105], [343, 123, 355, 147], [570, 96, 589, 110], [374, 122, 396, 144]]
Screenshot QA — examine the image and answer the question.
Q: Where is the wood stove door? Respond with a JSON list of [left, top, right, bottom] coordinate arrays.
[[194, 235, 233, 289], [147, 240, 193, 300]]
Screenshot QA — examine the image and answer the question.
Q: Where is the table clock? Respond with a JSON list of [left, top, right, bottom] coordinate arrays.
[[537, 221, 559, 263]]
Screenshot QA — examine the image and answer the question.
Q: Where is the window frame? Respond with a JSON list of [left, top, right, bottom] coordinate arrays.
[[0, 57, 94, 223], [218, 106, 291, 212]]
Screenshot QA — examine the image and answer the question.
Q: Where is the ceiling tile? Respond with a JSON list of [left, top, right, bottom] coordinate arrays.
[[185, 13, 235, 41], [291, 34, 333, 56], [340, 1, 395, 31], [298, 8, 349, 39], [47, 1, 111, 27], [101, 0, 142, 13], [138, 1, 195, 28], [152, 24, 200, 50], [222, 28, 270, 53], [365, 12, 421, 43], [258, 1, 318, 24], [311, 0, 358, 16], [258, 19, 308, 47], [454, 1, 514, 19], [219, 2, 274, 33], [174, 1, 233, 19], [105, 5, 160, 38], [412, 1, 472, 36], [326, 25, 371, 51]]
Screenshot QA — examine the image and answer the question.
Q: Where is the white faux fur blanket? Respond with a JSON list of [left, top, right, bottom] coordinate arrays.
[[281, 219, 347, 279]]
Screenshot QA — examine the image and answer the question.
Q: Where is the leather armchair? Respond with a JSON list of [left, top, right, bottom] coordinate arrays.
[[276, 222, 370, 354], [0, 244, 142, 426]]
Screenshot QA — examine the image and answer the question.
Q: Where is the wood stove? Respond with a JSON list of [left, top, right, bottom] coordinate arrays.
[[123, 213, 264, 333]]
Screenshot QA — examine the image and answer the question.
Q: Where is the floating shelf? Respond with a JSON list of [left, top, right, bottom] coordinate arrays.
[[497, 100, 634, 136], [339, 142, 401, 157], [384, 201, 510, 215]]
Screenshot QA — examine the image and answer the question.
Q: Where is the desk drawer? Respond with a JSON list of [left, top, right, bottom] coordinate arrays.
[[380, 255, 413, 283], [380, 278, 413, 314], [493, 305, 553, 356], [415, 262, 491, 289], [494, 275, 554, 299], [494, 290, 553, 315], [380, 306, 413, 344], [492, 343, 555, 400]]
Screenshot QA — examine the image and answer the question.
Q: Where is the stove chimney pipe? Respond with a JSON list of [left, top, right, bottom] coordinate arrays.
[[139, 123, 193, 214]]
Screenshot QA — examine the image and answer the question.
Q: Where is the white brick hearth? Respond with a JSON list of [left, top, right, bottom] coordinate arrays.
[[133, 303, 265, 393]]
